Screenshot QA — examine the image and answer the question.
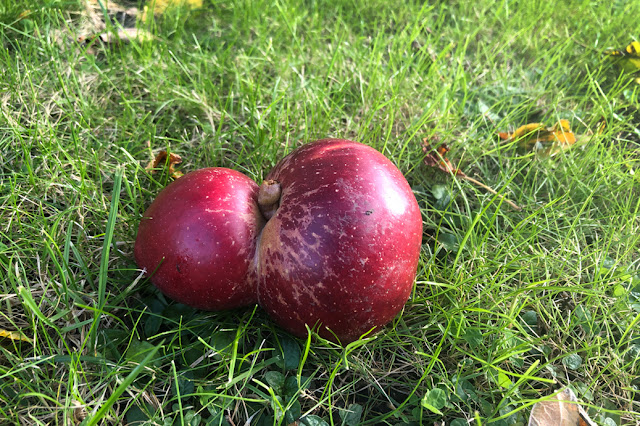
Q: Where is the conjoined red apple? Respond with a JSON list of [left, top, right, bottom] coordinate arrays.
[[134, 139, 423, 343]]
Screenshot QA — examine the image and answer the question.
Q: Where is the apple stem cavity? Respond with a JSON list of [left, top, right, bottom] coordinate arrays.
[[258, 179, 282, 220]]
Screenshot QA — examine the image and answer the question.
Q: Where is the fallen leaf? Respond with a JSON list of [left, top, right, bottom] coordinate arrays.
[[84, 0, 140, 26], [146, 150, 184, 179], [0, 329, 32, 344], [603, 41, 640, 75], [498, 122, 545, 142], [422, 137, 464, 176], [499, 120, 577, 157], [528, 387, 596, 426], [60, 2, 157, 54], [421, 138, 521, 210]]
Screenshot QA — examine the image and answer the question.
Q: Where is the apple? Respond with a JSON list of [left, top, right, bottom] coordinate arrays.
[[134, 139, 423, 344], [134, 168, 263, 310], [256, 139, 423, 343]]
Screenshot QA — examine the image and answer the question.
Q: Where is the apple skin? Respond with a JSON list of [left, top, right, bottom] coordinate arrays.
[[257, 139, 423, 343], [134, 168, 264, 310]]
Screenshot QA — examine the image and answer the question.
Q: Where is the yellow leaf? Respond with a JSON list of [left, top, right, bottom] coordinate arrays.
[[499, 120, 578, 157], [604, 41, 640, 74], [498, 122, 545, 141], [0, 329, 32, 344]]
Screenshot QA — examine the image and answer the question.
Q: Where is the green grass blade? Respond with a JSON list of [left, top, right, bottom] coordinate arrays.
[[85, 341, 163, 426], [88, 167, 123, 351]]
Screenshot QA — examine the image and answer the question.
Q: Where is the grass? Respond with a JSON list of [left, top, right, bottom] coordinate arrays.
[[1, 0, 639, 424]]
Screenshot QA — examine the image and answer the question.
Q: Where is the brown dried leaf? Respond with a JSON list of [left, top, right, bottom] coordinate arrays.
[[528, 388, 596, 426], [146, 150, 183, 179], [421, 138, 466, 176], [74, 1, 155, 52]]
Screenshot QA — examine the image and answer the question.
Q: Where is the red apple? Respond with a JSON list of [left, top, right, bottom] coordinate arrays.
[[256, 139, 423, 343], [134, 168, 264, 310]]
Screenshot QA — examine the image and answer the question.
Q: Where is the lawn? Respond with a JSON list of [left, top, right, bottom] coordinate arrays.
[[1, 0, 639, 424]]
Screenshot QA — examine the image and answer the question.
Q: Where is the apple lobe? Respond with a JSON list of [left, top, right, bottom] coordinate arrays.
[[134, 168, 263, 310], [256, 139, 423, 343]]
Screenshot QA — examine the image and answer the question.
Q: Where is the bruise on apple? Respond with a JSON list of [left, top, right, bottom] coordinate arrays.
[[256, 139, 423, 344], [134, 168, 264, 310]]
